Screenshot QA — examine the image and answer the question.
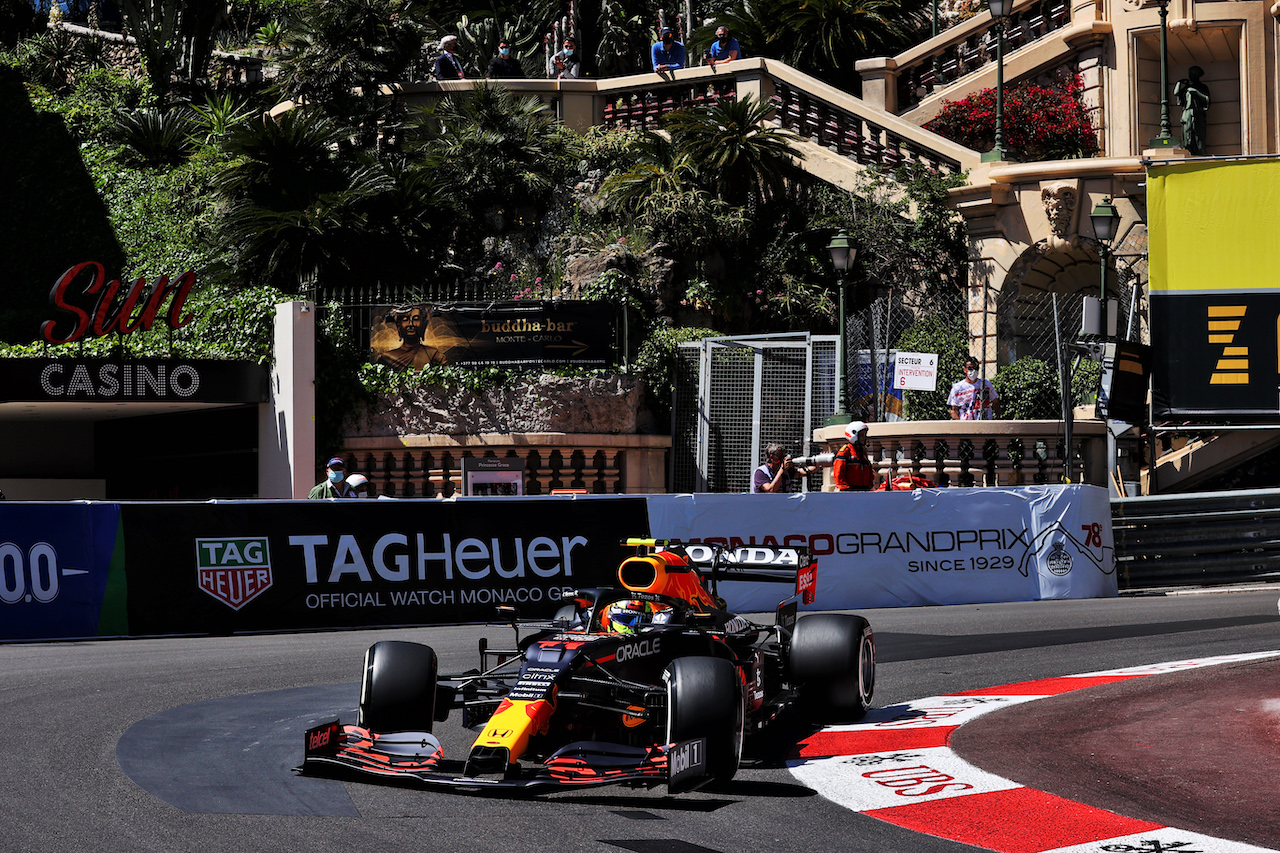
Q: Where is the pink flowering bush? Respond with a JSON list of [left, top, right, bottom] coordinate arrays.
[[925, 73, 1100, 162]]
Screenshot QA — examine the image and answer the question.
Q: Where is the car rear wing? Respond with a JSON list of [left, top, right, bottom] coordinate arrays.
[[622, 539, 817, 605]]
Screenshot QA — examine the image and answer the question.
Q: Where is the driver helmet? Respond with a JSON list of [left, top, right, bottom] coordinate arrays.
[[601, 600, 671, 634]]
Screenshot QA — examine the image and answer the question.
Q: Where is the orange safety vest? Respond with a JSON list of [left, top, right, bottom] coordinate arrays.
[[833, 442, 874, 491]]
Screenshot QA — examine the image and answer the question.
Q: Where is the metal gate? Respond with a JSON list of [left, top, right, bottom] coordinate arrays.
[[672, 334, 839, 493]]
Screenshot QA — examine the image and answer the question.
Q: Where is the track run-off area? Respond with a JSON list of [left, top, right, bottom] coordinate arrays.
[[3, 588, 1278, 853]]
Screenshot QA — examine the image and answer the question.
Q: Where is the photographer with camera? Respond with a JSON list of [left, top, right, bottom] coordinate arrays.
[[752, 442, 815, 493]]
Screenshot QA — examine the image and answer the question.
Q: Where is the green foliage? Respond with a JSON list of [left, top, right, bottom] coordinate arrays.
[[315, 302, 376, 456], [63, 68, 146, 138], [118, 0, 224, 105], [113, 106, 195, 165], [579, 124, 645, 174], [894, 312, 966, 420], [455, 12, 547, 78], [15, 26, 80, 91], [993, 357, 1103, 420], [809, 168, 968, 297], [714, 0, 925, 92], [90, 142, 229, 278], [274, 0, 429, 122], [634, 324, 722, 419], [189, 91, 258, 144], [661, 94, 797, 208], [0, 282, 281, 362]]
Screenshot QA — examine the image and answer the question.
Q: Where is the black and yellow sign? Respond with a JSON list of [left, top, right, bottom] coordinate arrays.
[[369, 301, 616, 369], [1148, 160, 1280, 419]]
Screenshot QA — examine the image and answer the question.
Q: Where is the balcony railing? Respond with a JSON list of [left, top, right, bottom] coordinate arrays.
[[892, 0, 1072, 114], [813, 420, 1109, 489]]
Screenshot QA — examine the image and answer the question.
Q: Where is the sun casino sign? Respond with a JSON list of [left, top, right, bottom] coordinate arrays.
[[0, 262, 267, 405]]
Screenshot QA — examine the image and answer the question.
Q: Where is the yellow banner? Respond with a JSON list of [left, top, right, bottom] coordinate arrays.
[[1148, 160, 1280, 293]]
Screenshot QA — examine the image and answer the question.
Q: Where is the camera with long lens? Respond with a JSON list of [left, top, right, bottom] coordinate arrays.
[[791, 453, 835, 469]]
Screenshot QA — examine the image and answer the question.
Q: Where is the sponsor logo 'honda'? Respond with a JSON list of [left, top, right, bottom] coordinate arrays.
[[196, 537, 272, 610]]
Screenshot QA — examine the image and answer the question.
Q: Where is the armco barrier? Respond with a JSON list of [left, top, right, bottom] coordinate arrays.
[[1, 486, 1115, 642], [1112, 488, 1280, 589]]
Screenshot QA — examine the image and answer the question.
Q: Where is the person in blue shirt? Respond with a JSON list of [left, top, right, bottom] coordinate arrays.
[[707, 26, 740, 67], [651, 27, 686, 72]]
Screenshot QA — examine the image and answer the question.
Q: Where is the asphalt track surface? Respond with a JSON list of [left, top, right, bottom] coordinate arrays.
[[3, 588, 1279, 853]]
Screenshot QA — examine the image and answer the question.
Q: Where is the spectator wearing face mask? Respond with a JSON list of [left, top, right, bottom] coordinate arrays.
[[308, 456, 356, 499], [487, 39, 523, 78], [706, 26, 739, 67], [551, 37, 579, 78], [948, 357, 1001, 420], [651, 27, 685, 72]]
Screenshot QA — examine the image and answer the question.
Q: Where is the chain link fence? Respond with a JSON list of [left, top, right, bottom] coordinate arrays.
[[1000, 250, 1148, 362], [672, 334, 838, 494]]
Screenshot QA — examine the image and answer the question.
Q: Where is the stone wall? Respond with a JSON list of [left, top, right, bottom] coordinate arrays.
[[347, 374, 649, 438]]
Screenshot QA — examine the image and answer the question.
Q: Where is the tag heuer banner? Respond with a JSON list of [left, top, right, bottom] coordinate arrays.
[[1148, 159, 1280, 418], [369, 301, 616, 369]]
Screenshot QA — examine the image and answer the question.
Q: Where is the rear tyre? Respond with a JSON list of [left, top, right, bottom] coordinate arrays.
[[666, 656, 743, 786], [790, 614, 875, 722], [358, 640, 438, 733]]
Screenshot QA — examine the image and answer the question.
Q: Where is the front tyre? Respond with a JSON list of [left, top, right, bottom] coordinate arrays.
[[790, 614, 875, 722], [665, 656, 743, 787], [358, 640, 438, 733]]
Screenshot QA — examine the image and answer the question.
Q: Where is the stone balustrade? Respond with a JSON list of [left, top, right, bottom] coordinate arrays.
[[812, 419, 1109, 489], [341, 433, 670, 498]]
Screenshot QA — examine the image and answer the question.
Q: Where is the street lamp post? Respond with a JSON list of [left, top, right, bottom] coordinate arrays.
[[1090, 195, 1122, 493], [1090, 195, 1120, 339], [981, 0, 1013, 163], [825, 230, 857, 426], [1149, 0, 1181, 148]]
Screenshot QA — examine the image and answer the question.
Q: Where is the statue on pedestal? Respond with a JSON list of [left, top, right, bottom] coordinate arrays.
[[1174, 66, 1210, 155]]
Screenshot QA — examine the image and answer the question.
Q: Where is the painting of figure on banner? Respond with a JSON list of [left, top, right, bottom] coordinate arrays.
[[370, 305, 465, 369]]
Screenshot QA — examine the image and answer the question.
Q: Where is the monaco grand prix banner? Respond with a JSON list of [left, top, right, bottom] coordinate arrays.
[[646, 486, 1116, 611], [0, 486, 1113, 641]]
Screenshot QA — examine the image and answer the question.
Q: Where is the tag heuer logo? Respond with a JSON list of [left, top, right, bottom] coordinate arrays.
[[1046, 541, 1073, 576], [196, 537, 272, 610]]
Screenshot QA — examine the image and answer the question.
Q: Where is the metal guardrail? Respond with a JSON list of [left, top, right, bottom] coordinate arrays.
[[1112, 489, 1280, 589]]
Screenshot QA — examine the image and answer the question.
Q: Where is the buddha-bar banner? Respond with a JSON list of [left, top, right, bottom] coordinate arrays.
[[368, 301, 616, 369]]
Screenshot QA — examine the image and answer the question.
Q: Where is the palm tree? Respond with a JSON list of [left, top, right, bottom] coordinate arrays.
[[599, 132, 702, 215], [421, 84, 571, 223], [662, 94, 799, 209], [274, 0, 429, 130], [715, 0, 924, 93], [215, 108, 445, 292], [782, 0, 920, 87]]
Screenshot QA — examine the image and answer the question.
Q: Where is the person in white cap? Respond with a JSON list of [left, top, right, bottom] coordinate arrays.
[[434, 34, 466, 80], [832, 421, 875, 491], [346, 473, 371, 498]]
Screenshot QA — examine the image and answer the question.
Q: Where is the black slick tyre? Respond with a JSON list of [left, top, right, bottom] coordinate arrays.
[[665, 656, 743, 786], [358, 640, 438, 733], [789, 614, 875, 722]]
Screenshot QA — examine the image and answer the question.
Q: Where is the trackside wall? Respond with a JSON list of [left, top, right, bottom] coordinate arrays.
[[0, 486, 1114, 641]]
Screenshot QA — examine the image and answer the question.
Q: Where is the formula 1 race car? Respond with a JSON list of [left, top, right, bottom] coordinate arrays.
[[301, 538, 875, 793]]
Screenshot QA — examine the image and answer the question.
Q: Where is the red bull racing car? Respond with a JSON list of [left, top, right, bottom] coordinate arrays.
[[301, 538, 875, 793]]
